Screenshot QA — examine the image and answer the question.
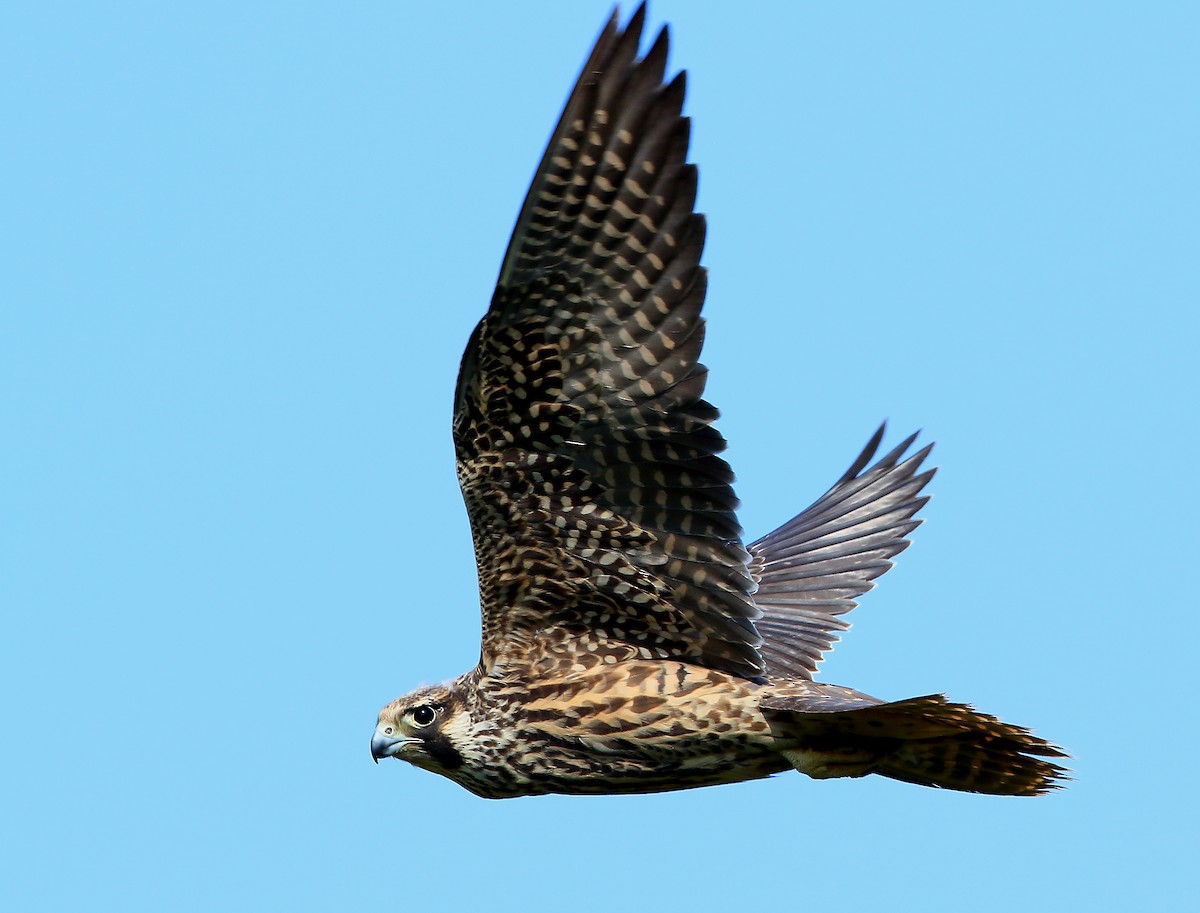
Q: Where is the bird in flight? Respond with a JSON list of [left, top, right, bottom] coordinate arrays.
[[371, 5, 1066, 798]]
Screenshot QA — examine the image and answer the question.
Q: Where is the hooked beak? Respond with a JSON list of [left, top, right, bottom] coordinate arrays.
[[371, 725, 417, 764]]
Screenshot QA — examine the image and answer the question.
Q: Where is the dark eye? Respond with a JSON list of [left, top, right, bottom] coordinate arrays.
[[411, 705, 437, 727]]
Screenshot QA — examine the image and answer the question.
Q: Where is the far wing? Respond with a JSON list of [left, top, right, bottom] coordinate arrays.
[[749, 426, 935, 680]]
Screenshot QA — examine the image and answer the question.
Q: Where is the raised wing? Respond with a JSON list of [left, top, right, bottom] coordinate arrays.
[[453, 6, 763, 679], [749, 426, 935, 680]]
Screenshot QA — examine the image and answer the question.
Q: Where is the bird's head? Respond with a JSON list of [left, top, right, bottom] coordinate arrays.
[[371, 683, 469, 775]]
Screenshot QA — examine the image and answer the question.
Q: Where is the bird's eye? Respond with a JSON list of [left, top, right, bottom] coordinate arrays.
[[410, 705, 437, 727]]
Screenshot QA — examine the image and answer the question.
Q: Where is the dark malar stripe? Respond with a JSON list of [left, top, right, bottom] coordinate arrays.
[[423, 732, 464, 770]]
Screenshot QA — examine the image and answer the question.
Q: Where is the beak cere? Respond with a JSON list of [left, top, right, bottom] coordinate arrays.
[[371, 726, 407, 763]]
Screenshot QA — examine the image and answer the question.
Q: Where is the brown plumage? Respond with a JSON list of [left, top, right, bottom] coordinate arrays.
[[371, 5, 1067, 799]]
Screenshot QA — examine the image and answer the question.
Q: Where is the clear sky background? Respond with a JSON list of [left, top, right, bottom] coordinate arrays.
[[4, 2, 1197, 910]]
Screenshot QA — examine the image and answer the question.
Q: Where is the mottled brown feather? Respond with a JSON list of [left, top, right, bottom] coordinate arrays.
[[452, 8, 761, 678]]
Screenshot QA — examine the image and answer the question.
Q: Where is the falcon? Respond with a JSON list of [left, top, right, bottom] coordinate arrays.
[[371, 5, 1067, 798]]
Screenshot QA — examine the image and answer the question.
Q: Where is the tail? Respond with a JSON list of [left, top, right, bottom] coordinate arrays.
[[764, 690, 1069, 796], [869, 695, 1068, 795]]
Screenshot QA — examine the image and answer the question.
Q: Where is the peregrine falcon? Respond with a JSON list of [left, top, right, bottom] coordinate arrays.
[[371, 5, 1067, 798]]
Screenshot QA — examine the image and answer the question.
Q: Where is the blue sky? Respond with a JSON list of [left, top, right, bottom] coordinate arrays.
[[4, 2, 1196, 910]]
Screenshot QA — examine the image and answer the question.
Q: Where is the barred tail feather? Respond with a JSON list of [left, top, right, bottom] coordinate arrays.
[[765, 690, 1068, 796], [872, 695, 1068, 796]]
